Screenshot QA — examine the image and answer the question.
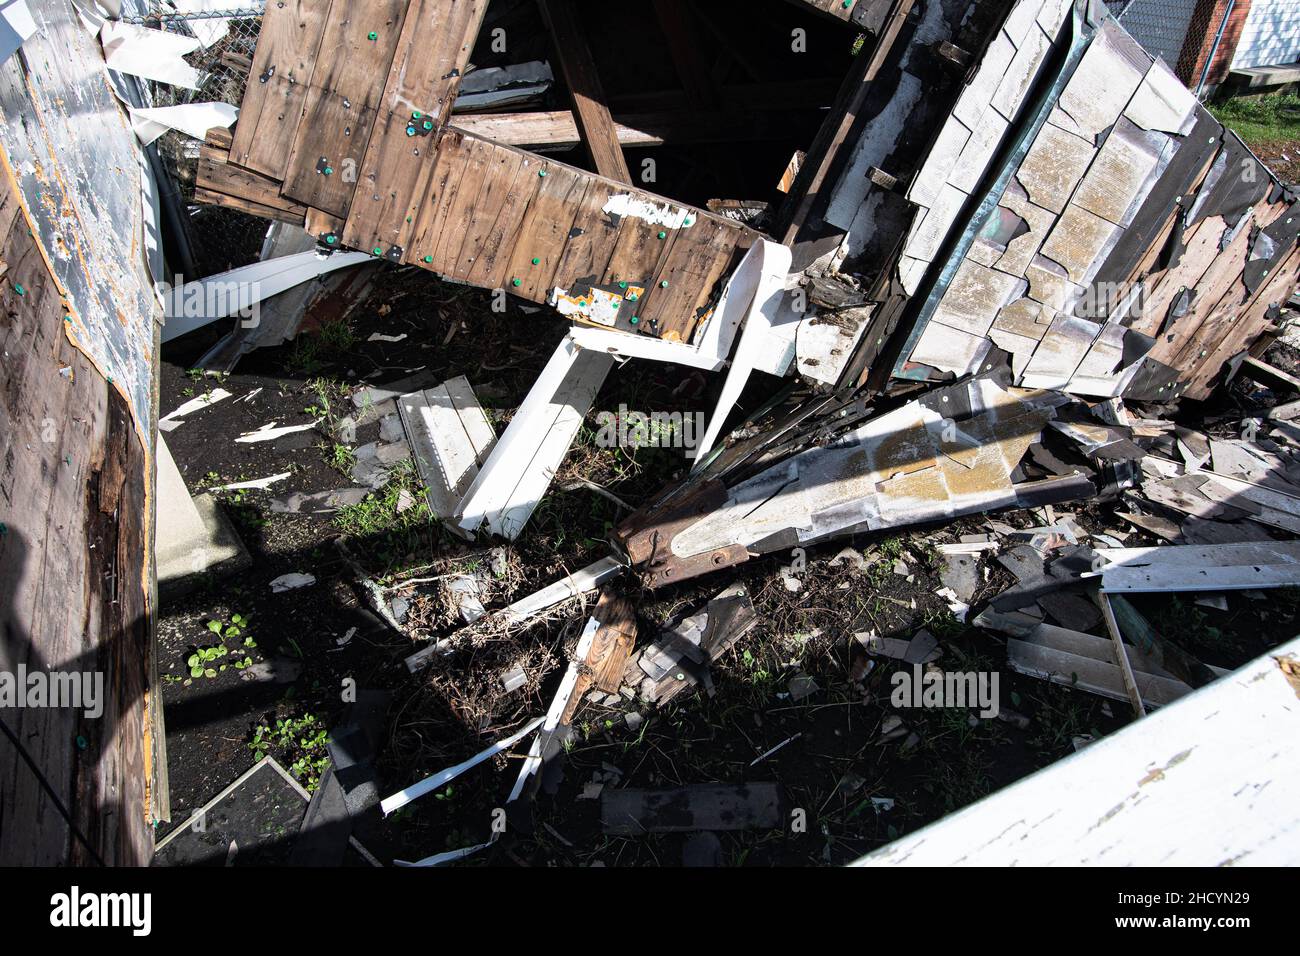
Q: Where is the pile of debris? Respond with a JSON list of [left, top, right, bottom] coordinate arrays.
[[133, 0, 1300, 866]]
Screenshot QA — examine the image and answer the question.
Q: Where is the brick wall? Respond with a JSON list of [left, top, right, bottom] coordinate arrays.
[[1176, 0, 1253, 87]]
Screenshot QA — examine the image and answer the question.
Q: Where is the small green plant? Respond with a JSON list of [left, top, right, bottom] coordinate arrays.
[[249, 713, 331, 792], [187, 645, 227, 679], [207, 611, 250, 641], [328, 443, 357, 474]]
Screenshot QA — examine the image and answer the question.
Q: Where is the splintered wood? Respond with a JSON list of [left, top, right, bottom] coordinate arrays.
[[196, 0, 752, 343], [561, 591, 637, 724]]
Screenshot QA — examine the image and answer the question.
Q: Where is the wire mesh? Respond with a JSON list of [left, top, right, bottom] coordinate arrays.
[[126, 4, 270, 273], [1109, 0, 1231, 91]]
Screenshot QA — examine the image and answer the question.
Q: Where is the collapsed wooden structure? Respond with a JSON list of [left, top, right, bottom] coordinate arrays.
[[193, 0, 1300, 585], [0, 0, 1292, 869]]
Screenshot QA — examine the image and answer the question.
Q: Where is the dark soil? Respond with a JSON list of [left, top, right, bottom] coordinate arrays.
[[1251, 140, 1300, 187]]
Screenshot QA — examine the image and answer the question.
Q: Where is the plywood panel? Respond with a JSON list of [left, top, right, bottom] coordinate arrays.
[[342, 0, 489, 256], [281, 0, 410, 218], [0, 166, 150, 867], [229, 0, 331, 179]]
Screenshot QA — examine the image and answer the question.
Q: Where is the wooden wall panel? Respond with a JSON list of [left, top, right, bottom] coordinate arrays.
[[342, 0, 488, 257], [502, 162, 588, 300], [1187, 244, 1300, 398], [281, 0, 411, 218], [631, 217, 743, 341], [404, 128, 753, 342], [229, 0, 331, 179], [197, 137, 309, 225], [0, 175, 150, 866]]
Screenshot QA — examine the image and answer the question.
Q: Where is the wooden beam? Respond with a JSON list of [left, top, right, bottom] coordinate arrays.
[[779, 0, 916, 244], [453, 108, 800, 149], [537, 0, 632, 183], [651, 0, 719, 106]]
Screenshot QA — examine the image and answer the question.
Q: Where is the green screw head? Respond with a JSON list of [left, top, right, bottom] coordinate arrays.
[[657, 231, 667, 240], [424, 255, 434, 264], [423, 120, 434, 130], [660, 280, 669, 288], [612, 302, 619, 310], [368, 31, 378, 40], [619, 281, 628, 289], [324, 166, 334, 175], [630, 316, 640, 325], [14, 283, 24, 296], [628, 292, 638, 301], [373, 247, 383, 256], [531, 257, 541, 265], [76, 735, 88, 751], [512, 278, 522, 287], [683, 216, 694, 226], [326, 236, 337, 244], [538, 169, 547, 178], [412, 111, 422, 120]]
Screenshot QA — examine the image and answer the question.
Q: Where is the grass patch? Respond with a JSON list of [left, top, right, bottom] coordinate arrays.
[[333, 461, 438, 571], [288, 320, 359, 376], [1208, 93, 1300, 145]]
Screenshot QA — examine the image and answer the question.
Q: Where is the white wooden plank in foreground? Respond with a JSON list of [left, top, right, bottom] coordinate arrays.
[[399, 377, 497, 529], [1096, 541, 1300, 593], [454, 334, 613, 539], [855, 635, 1300, 866]]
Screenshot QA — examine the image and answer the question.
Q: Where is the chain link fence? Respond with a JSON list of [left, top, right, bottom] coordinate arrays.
[[126, 4, 269, 273], [1108, 0, 1235, 95]]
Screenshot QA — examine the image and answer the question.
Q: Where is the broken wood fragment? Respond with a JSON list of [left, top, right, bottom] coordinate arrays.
[[601, 783, 782, 835]]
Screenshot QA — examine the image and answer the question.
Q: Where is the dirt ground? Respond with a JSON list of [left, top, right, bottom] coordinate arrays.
[[1252, 140, 1300, 187], [155, 252, 1300, 866]]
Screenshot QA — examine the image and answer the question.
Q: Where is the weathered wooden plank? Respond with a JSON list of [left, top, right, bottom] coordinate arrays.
[[457, 148, 531, 288], [0, 169, 150, 866], [549, 175, 625, 291], [407, 128, 471, 274], [342, 0, 489, 257], [1131, 214, 1226, 338], [538, 0, 631, 183], [281, 0, 410, 218], [780, 0, 916, 243], [501, 160, 588, 300], [630, 216, 741, 342], [193, 186, 307, 226], [229, 0, 331, 179], [601, 203, 682, 292], [1186, 243, 1300, 398], [196, 146, 309, 219], [1153, 201, 1284, 370], [860, 634, 1300, 866], [454, 107, 802, 149], [410, 130, 492, 276]]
